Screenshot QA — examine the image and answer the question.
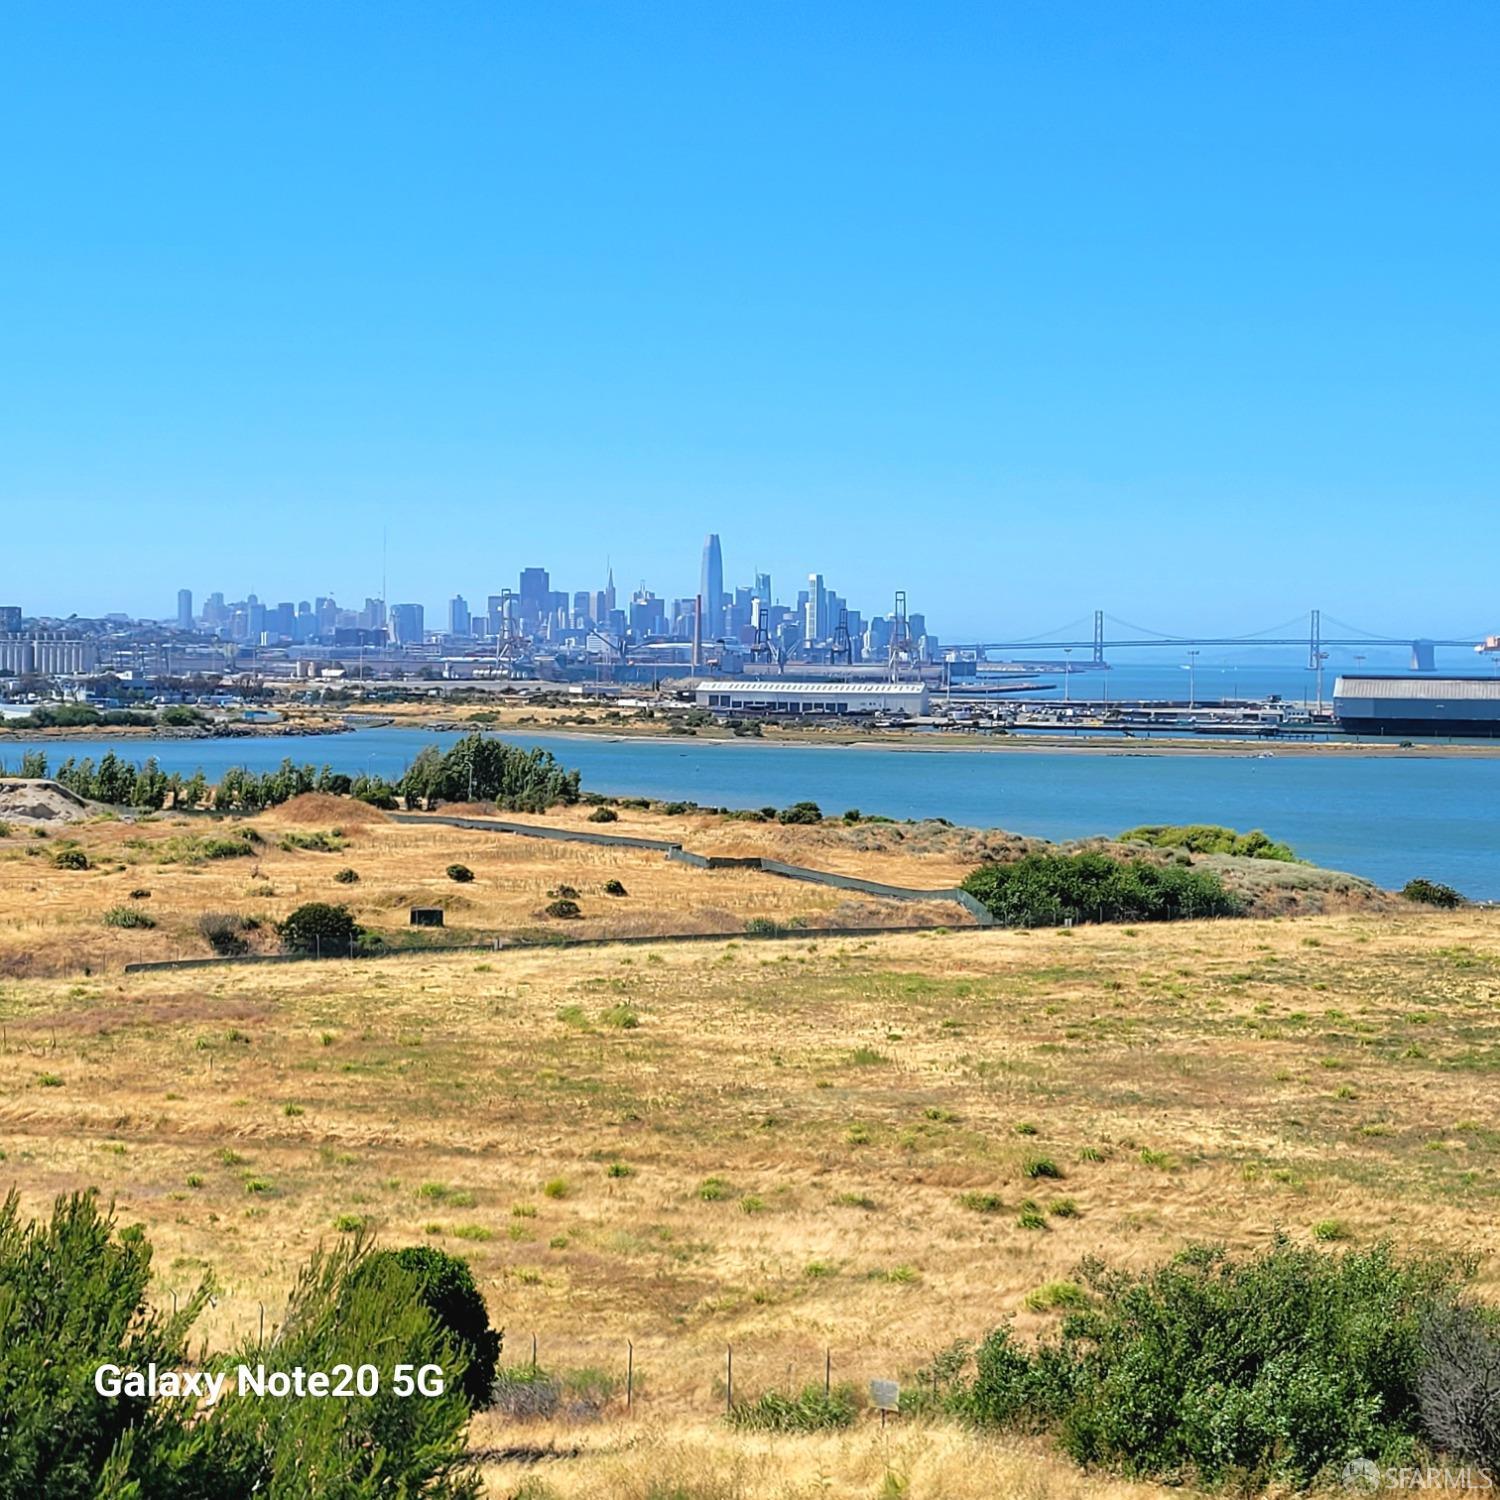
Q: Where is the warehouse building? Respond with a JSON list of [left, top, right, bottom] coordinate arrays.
[[695, 680, 929, 716], [1333, 674, 1500, 737]]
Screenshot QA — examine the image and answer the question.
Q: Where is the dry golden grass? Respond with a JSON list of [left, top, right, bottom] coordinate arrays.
[[0, 800, 984, 978], [1, 899, 1497, 1496]]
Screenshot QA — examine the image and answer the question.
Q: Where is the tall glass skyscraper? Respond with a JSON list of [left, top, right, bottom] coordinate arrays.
[[700, 534, 724, 637]]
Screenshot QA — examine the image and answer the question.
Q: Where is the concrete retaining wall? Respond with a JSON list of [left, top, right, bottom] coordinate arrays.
[[395, 811, 993, 925]]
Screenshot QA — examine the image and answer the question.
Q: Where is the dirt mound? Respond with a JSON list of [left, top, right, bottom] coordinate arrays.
[[271, 792, 389, 826], [0, 779, 91, 825]]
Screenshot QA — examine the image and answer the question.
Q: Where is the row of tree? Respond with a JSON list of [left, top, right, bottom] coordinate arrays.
[[17, 733, 582, 815]]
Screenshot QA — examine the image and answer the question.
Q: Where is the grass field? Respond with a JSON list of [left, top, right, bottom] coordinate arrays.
[[2, 869, 1497, 1496]]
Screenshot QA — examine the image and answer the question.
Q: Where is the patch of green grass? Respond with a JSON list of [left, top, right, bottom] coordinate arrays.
[[1025, 1279, 1088, 1311], [1021, 1154, 1063, 1180], [957, 1191, 1004, 1214], [542, 1177, 569, 1200]]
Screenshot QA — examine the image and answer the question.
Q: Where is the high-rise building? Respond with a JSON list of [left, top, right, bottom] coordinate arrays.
[[700, 534, 724, 638], [448, 595, 471, 637], [176, 589, 193, 629], [391, 603, 425, 645], [0, 606, 22, 633], [518, 568, 549, 623], [805, 573, 826, 643]]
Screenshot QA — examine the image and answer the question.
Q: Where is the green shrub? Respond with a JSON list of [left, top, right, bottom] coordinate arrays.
[[0, 1191, 478, 1493], [278, 830, 346, 853], [1401, 878, 1464, 908], [728, 1382, 858, 1432], [954, 1237, 1474, 1489], [602, 879, 627, 896], [333, 867, 360, 884], [362, 1245, 502, 1408], [1119, 824, 1298, 861], [543, 899, 581, 919], [962, 852, 1240, 927], [103, 906, 156, 929], [197, 911, 250, 956], [746, 916, 788, 937], [446, 864, 474, 883], [277, 902, 362, 956], [777, 801, 823, 825], [548, 884, 580, 899], [51, 848, 90, 870], [586, 807, 618, 823]]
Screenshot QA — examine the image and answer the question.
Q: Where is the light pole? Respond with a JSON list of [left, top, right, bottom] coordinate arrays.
[[1186, 650, 1199, 711], [1063, 648, 1072, 706]]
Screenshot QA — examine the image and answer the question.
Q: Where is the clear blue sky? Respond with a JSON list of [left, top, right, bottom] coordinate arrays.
[[2, 1, 1495, 638]]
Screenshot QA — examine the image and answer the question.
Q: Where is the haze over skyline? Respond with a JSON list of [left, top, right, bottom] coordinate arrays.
[[3, 2, 1496, 636]]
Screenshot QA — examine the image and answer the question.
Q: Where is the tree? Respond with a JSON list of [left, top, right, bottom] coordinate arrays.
[[276, 903, 362, 956], [363, 1247, 501, 1408]]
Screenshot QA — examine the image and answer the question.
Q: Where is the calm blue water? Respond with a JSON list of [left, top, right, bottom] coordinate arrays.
[[5, 729, 1499, 897]]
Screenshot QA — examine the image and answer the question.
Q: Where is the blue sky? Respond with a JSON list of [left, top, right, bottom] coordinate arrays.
[[2, 1, 1496, 638]]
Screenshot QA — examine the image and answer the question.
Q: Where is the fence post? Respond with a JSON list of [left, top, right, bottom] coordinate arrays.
[[825, 1348, 831, 1396], [531, 1333, 538, 1371], [726, 1343, 733, 1415], [626, 1340, 634, 1414], [258, 1302, 265, 1343]]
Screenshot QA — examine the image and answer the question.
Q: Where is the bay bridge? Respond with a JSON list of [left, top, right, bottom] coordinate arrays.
[[946, 611, 1492, 670]]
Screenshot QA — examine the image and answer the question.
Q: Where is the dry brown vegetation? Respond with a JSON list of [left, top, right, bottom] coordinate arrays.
[[0, 798, 981, 979], [2, 883, 1497, 1496]]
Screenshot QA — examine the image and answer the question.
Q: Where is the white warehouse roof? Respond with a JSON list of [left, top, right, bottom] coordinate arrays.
[[696, 680, 927, 698]]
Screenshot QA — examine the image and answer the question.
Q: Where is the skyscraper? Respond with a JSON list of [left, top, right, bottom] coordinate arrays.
[[700, 534, 723, 638], [391, 603, 424, 645], [176, 589, 193, 629], [806, 573, 826, 643], [448, 595, 471, 637]]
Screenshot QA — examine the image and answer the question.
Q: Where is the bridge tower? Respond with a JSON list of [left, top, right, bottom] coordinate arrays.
[[831, 607, 853, 667], [1092, 610, 1105, 666], [887, 591, 915, 681], [1307, 609, 1328, 710]]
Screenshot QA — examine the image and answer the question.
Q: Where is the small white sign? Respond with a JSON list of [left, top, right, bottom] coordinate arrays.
[[869, 1378, 900, 1412]]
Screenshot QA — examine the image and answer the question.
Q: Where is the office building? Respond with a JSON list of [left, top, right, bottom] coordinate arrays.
[[176, 589, 193, 629], [448, 595, 471, 637], [700, 534, 724, 637], [390, 603, 425, 645]]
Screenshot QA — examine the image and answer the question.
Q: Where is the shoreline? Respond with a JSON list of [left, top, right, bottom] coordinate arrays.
[[8, 713, 1500, 759]]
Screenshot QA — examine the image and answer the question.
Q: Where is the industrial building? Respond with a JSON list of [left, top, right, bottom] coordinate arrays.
[[695, 680, 929, 716], [1333, 674, 1500, 737]]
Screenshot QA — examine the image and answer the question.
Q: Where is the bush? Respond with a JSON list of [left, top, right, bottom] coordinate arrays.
[[1418, 1301, 1500, 1479], [446, 864, 474, 883], [51, 848, 90, 870], [197, 912, 250, 956], [333, 867, 360, 884], [952, 1237, 1474, 1488], [746, 916, 788, 936], [587, 807, 618, 823], [728, 1382, 859, 1432], [543, 899, 581, 919], [602, 879, 627, 896], [102, 906, 155, 930], [1401, 878, 1464, 908], [277, 902, 362, 956], [362, 1246, 502, 1408], [0, 1192, 478, 1494], [962, 852, 1241, 927], [777, 801, 823, 825], [1119, 824, 1298, 861], [277, 830, 345, 853], [548, 884, 580, 899]]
